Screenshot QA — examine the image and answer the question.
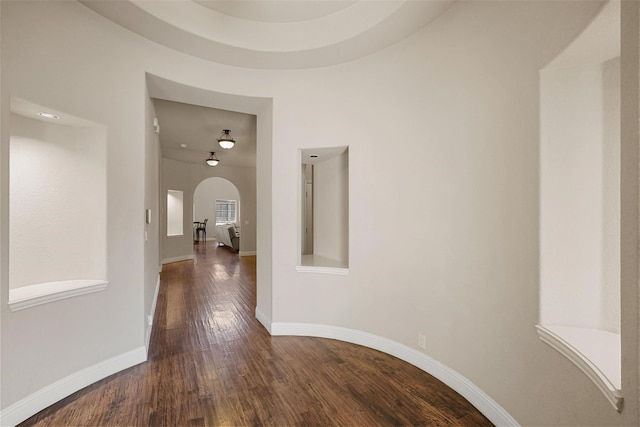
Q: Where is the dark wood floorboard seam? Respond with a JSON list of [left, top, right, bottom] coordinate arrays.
[[19, 241, 493, 427]]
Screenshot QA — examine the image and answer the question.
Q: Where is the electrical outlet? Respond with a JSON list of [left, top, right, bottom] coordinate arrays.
[[418, 333, 426, 349]]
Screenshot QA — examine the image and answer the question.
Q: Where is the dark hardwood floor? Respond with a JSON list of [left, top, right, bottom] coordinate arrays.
[[20, 241, 492, 426]]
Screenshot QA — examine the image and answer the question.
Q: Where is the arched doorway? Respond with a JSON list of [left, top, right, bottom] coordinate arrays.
[[194, 177, 241, 251]]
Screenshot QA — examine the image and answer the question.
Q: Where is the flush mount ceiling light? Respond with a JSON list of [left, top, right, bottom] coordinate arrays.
[[206, 152, 219, 167], [38, 112, 59, 119], [217, 129, 235, 150]]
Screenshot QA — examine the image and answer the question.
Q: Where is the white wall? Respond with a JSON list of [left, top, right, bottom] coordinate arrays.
[[144, 89, 161, 349], [1, 1, 638, 426], [267, 2, 635, 425], [313, 150, 348, 265], [194, 177, 240, 239], [2, 1, 148, 414], [602, 57, 621, 332], [540, 63, 605, 329], [540, 54, 620, 333], [255, 104, 273, 326], [619, 3, 640, 424]]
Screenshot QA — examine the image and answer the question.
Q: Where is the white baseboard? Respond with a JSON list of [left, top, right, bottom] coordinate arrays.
[[0, 346, 147, 427], [161, 254, 194, 265], [270, 322, 519, 427], [255, 308, 272, 334], [145, 275, 161, 355], [240, 251, 256, 256]]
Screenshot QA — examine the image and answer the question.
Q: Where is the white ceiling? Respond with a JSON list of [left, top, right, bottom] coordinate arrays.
[[153, 99, 256, 168], [301, 146, 347, 165], [193, 1, 357, 23], [88, 1, 457, 166], [10, 97, 100, 128], [545, 0, 620, 70], [81, 0, 456, 69]]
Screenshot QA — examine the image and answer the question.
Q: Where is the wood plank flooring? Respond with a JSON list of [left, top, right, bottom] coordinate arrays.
[[20, 241, 493, 426]]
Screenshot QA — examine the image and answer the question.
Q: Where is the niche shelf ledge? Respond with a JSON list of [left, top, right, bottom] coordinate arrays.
[[297, 255, 348, 275], [8, 279, 109, 312], [535, 324, 622, 411]]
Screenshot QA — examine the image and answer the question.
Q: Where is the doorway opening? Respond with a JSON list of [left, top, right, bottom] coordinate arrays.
[[147, 73, 273, 327], [194, 177, 241, 252]]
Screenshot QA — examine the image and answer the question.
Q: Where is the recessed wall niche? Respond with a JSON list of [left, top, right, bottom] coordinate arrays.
[[538, 0, 621, 411], [298, 146, 349, 274], [9, 98, 108, 311], [166, 189, 184, 237]]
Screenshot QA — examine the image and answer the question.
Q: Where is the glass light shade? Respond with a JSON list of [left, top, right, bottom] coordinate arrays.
[[217, 129, 235, 150], [218, 139, 235, 149], [206, 152, 219, 166]]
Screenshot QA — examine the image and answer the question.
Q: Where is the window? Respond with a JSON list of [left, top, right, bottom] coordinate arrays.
[[216, 199, 237, 224]]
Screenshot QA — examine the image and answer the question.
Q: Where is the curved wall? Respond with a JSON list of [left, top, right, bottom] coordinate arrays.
[[1, 1, 638, 426]]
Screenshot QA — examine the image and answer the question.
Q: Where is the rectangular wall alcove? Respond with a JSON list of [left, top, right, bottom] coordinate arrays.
[[298, 147, 349, 274], [167, 189, 184, 237], [8, 98, 108, 310], [538, 0, 622, 410]]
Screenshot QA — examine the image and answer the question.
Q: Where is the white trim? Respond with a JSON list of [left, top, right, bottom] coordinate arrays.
[[8, 280, 109, 312], [255, 308, 272, 334], [240, 251, 256, 256], [270, 322, 519, 427], [0, 346, 147, 427], [535, 325, 623, 411], [145, 275, 161, 355], [161, 254, 194, 264], [295, 265, 349, 275]]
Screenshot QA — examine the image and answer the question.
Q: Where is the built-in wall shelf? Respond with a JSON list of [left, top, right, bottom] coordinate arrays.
[[535, 325, 622, 411], [297, 255, 348, 275], [9, 100, 108, 309], [8, 280, 109, 312], [299, 146, 349, 272]]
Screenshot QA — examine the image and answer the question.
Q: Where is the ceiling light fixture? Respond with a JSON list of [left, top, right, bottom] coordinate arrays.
[[38, 112, 59, 119], [206, 152, 219, 167], [217, 129, 235, 150]]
